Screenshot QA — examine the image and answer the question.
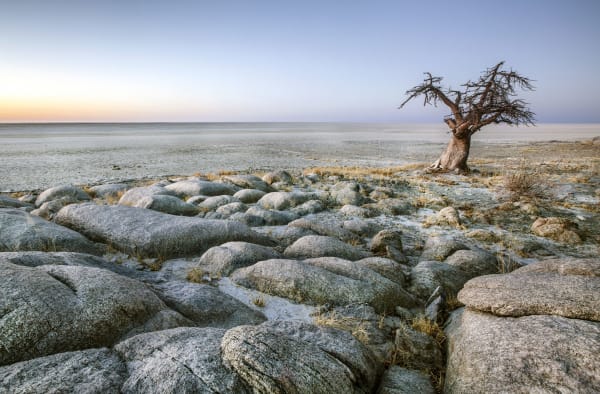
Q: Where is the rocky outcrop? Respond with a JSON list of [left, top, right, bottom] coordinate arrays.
[[231, 257, 419, 312], [531, 216, 582, 244], [0, 348, 126, 393], [152, 281, 266, 328], [197, 241, 282, 276], [35, 185, 90, 207], [445, 309, 600, 393], [115, 327, 248, 393], [222, 174, 274, 193], [377, 366, 435, 394], [0, 262, 188, 365], [132, 194, 199, 216], [458, 258, 600, 321], [233, 188, 266, 203], [0, 208, 101, 255], [55, 203, 274, 258], [284, 235, 370, 260], [257, 191, 321, 211], [409, 261, 471, 299], [221, 320, 380, 394], [165, 180, 239, 197], [117, 185, 176, 206]]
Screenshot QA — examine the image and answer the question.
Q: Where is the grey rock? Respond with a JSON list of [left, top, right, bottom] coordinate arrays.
[[88, 183, 129, 198], [262, 170, 293, 185], [198, 195, 240, 211], [458, 259, 600, 321], [197, 241, 282, 277], [152, 281, 266, 328], [185, 195, 209, 204], [118, 185, 176, 206], [419, 235, 467, 262], [55, 204, 273, 259], [0, 195, 33, 209], [30, 195, 80, 219], [339, 204, 376, 218], [222, 174, 274, 193], [233, 188, 266, 203], [133, 194, 199, 216], [222, 320, 380, 394], [231, 257, 418, 312], [165, 180, 239, 197], [394, 322, 443, 370], [216, 202, 248, 217], [531, 216, 582, 244], [409, 261, 471, 299], [291, 199, 325, 216], [445, 308, 600, 393], [343, 218, 382, 238], [0, 348, 126, 394], [0, 208, 101, 255], [284, 235, 371, 260], [35, 185, 90, 207], [369, 229, 407, 262], [424, 206, 461, 228], [257, 191, 320, 211], [244, 206, 298, 226], [115, 327, 249, 394], [364, 198, 413, 216], [357, 257, 408, 286], [0, 262, 185, 365], [252, 225, 316, 248], [330, 181, 365, 206], [377, 366, 435, 394], [514, 256, 600, 276], [288, 216, 361, 242], [444, 249, 498, 278]]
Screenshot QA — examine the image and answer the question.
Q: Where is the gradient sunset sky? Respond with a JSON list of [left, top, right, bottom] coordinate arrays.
[[1, 0, 598, 122]]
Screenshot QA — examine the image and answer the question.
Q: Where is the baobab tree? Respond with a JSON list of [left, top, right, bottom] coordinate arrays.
[[400, 61, 535, 172]]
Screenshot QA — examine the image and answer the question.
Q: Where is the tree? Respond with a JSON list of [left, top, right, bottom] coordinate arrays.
[[399, 61, 535, 172]]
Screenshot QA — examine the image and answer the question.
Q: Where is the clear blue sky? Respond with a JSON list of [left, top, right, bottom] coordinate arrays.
[[1, 0, 598, 122]]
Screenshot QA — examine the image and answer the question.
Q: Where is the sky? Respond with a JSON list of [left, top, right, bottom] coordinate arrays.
[[0, 0, 599, 123]]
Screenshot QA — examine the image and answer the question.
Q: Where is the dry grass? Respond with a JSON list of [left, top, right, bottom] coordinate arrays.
[[445, 294, 464, 312], [411, 315, 446, 347], [304, 164, 426, 179], [82, 185, 96, 198], [497, 253, 522, 273], [194, 170, 239, 181], [313, 312, 371, 344], [104, 190, 125, 205], [502, 164, 548, 202], [186, 267, 207, 283], [252, 296, 266, 307]]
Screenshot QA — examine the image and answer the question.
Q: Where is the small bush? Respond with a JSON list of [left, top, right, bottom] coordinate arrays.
[[252, 296, 266, 307], [502, 165, 547, 201]]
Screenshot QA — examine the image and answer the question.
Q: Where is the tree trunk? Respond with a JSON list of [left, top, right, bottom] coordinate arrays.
[[431, 134, 471, 172]]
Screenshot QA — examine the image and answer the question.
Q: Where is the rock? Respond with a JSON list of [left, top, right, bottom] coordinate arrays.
[[257, 191, 320, 211], [339, 204, 375, 218], [35, 185, 90, 207], [0, 195, 33, 209], [464, 229, 500, 242], [262, 170, 293, 185], [185, 195, 209, 204], [231, 258, 419, 312], [133, 194, 199, 216], [409, 261, 471, 299], [343, 218, 383, 238], [30, 195, 80, 219], [288, 216, 361, 242], [216, 202, 248, 217], [197, 241, 282, 277], [152, 281, 266, 328], [0, 208, 101, 255], [364, 198, 413, 216], [55, 204, 274, 259], [515, 256, 600, 276], [424, 206, 461, 228], [419, 235, 467, 262], [233, 188, 267, 203], [291, 200, 325, 216], [457, 259, 600, 321], [198, 195, 240, 211], [0, 348, 126, 393], [531, 216, 582, 244], [88, 183, 129, 198], [244, 206, 298, 226], [330, 181, 365, 206], [0, 251, 136, 278], [165, 180, 239, 197], [284, 235, 371, 260], [118, 185, 176, 206], [222, 174, 274, 193], [222, 320, 380, 394], [445, 308, 600, 393], [370, 229, 407, 262], [394, 322, 443, 371], [377, 366, 435, 394], [252, 225, 316, 248], [369, 186, 395, 200], [444, 249, 498, 278], [0, 262, 188, 365], [357, 257, 408, 286], [115, 327, 248, 393]]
